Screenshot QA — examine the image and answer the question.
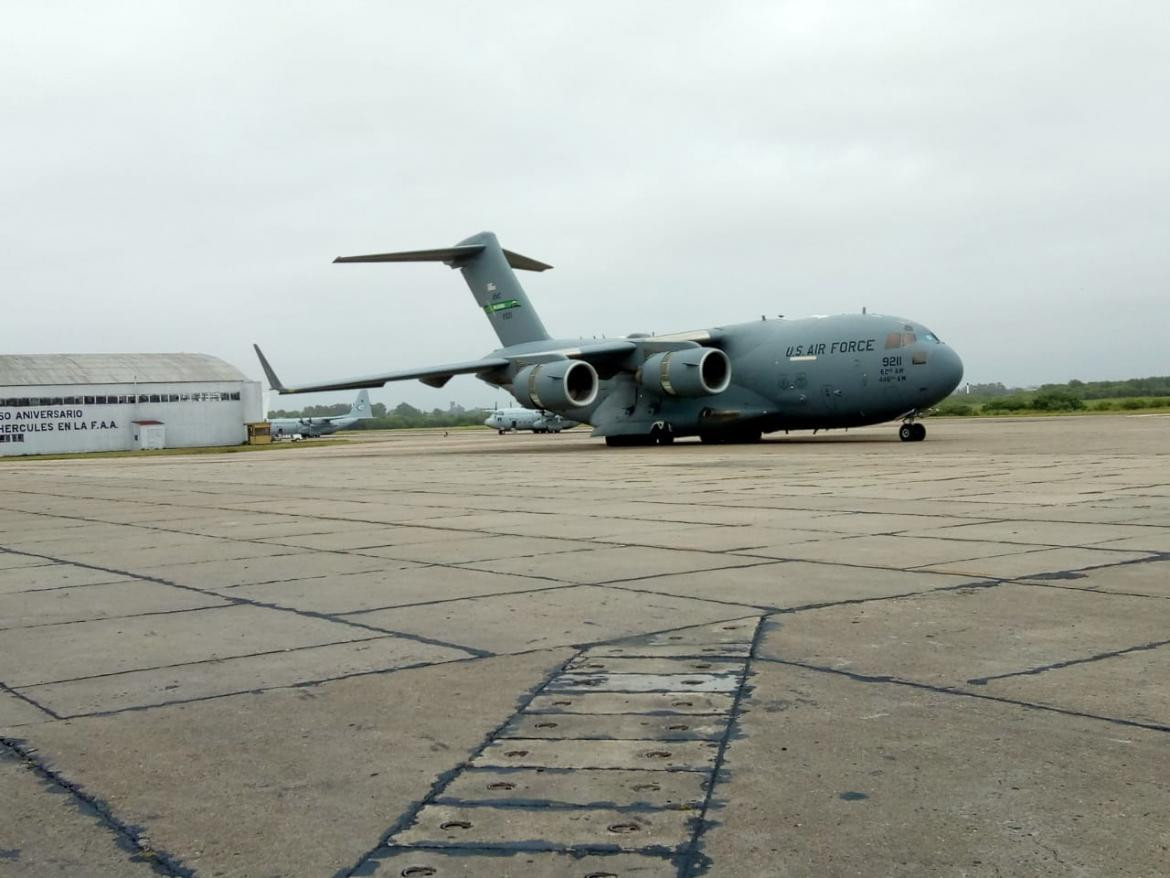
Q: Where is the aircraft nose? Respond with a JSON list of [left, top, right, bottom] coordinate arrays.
[[938, 345, 964, 394]]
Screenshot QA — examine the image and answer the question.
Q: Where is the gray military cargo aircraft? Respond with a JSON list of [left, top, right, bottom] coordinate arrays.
[[254, 231, 963, 446], [268, 389, 372, 438]]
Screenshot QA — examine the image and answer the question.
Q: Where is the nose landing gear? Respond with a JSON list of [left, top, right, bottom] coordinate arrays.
[[898, 421, 927, 442]]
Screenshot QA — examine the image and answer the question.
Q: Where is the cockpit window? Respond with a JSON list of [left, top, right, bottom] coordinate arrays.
[[922, 332, 940, 343], [885, 332, 918, 349]]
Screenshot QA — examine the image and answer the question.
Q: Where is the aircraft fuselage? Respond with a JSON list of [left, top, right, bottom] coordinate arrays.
[[269, 416, 358, 438], [481, 312, 963, 440]]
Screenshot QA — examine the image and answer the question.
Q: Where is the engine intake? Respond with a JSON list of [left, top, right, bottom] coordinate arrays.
[[512, 360, 599, 411], [639, 347, 731, 397]]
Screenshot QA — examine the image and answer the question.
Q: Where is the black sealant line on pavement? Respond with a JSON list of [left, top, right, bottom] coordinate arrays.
[[967, 637, 1170, 685], [0, 545, 491, 658], [430, 796, 691, 813], [10, 489, 1167, 587], [0, 737, 193, 878], [377, 840, 681, 858], [55, 647, 536, 722], [599, 577, 1004, 617], [10, 470, 1169, 527], [0, 678, 59, 720], [1017, 579, 1170, 601], [18, 632, 394, 690], [1, 486, 753, 542], [339, 580, 578, 616], [755, 655, 1170, 735], [0, 601, 251, 633], [495, 734, 723, 743], [39, 617, 756, 721], [470, 763, 715, 775], [337, 650, 583, 878], [632, 495, 1165, 529], [676, 615, 768, 878]]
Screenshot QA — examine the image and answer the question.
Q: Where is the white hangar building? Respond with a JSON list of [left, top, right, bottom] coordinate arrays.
[[0, 353, 263, 456]]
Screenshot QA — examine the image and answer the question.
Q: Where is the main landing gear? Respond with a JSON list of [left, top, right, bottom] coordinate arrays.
[[604, 423, 675, 447], [898, 421, 927, 442]]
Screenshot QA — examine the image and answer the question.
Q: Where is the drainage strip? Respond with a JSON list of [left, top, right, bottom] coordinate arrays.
[[372, 618, 760, 878]]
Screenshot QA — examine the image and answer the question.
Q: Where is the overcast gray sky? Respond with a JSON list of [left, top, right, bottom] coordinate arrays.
[[4, 1, 1168, 410]]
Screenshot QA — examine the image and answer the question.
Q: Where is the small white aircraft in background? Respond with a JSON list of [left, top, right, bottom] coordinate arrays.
[[485, 407, 576, 434]]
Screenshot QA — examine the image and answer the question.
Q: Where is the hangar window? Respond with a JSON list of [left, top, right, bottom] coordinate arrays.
[[52, 397, 63, 405], [230, 392, 240, 401], [180, 393, 190, 401], [84, 396, 95, 404], [149, 394, 160, 403], [169, 394, 179, 402], [29, 397, 42, 405]]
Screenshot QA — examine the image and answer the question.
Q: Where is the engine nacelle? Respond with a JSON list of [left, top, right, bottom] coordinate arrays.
[[638, 347, 731, 397], [512, 360, 599, 411]]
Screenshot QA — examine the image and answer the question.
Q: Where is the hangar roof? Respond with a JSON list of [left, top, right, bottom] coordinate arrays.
[[0, 353, 250, 387]]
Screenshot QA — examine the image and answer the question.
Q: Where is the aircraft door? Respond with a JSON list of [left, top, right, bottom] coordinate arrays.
[[821, 384, 841, 415]]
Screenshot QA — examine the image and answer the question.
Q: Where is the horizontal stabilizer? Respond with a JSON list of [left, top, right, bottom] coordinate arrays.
[[334, 245, 551, 272]]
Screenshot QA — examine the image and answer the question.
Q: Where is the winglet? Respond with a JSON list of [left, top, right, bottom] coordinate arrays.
[[253, 344, 287, 392]]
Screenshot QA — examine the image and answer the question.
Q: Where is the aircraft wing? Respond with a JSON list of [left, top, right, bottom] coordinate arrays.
[[255, 332, 726, 395], [506, 337, 718, 366], [506, 340, 637, 366], [254, 345, 510, 394]]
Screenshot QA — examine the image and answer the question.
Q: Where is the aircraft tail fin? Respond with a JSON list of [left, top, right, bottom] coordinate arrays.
[[335, 231, 552, 347], [349, 389, 372, 420]]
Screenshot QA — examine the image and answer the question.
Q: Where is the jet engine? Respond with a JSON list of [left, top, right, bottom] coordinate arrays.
[[638, 347, 731, 397], [512, 360, 599, 411]]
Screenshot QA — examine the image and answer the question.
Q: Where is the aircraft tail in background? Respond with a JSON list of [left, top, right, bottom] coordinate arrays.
[[348, 389, 372, 420]]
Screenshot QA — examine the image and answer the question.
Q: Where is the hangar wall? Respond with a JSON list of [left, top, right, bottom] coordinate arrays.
[[0, 354, 263, 457]]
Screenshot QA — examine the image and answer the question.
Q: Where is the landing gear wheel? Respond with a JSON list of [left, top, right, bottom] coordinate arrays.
[[650, 424, 675, 446], [498, 429, 505, 435], [911, 423, 927, 442], [898, 424, 914, 442]]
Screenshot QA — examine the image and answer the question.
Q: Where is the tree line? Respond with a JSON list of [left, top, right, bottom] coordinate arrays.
[[937, 375, 1170, 415]]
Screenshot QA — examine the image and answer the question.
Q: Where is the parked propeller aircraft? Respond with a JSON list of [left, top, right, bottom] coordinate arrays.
[[254, 231, 963, 446], [485, 407, 576, 434], [268, 389, 372, 438]]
